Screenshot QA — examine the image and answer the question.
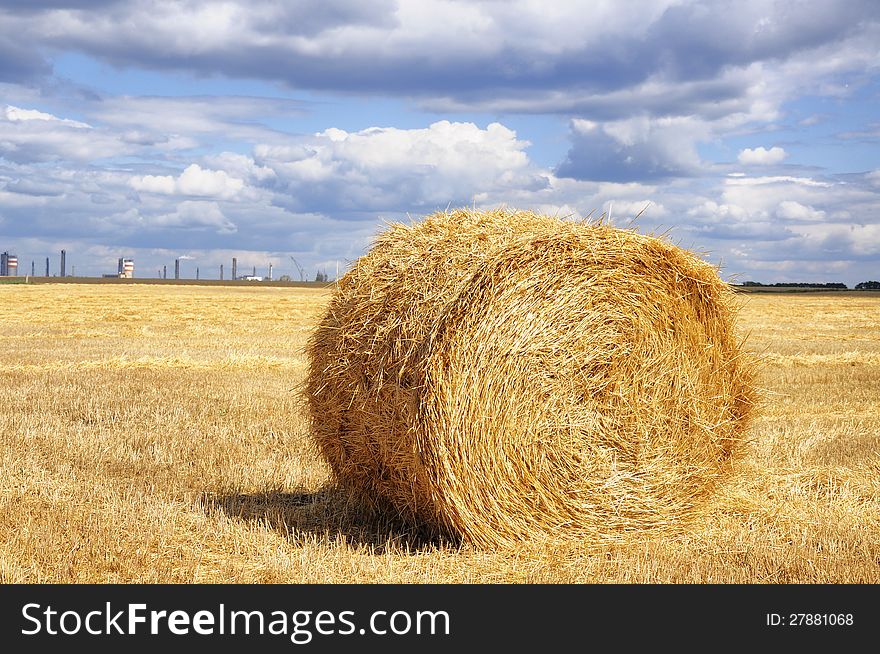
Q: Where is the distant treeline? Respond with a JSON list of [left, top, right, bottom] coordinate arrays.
[[737, 280, 880, 290], [740, 281, 849, 289]]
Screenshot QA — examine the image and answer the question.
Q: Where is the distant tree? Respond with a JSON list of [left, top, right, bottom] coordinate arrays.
[[278, 274, 292, 282], [855, 280, 880, 290], [314, 270, 328, 282]]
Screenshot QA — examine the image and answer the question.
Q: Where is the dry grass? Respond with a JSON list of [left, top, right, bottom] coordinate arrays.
[[0, 282, 878, 582], [307, 209, 756, 547]]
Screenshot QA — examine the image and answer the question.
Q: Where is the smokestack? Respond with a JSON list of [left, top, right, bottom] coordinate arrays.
[[232, 257, 237, 280], [196, 267, 199, 280], [174, 259, 180, 279], [268, 263, 273, 281], [253, 265, 256, 277], [163, 265, 167, 279], [220, 264, 224, 280], [31, 260, 35, 276], [60, 250, 66, 277], [45, 257, 49, 277]]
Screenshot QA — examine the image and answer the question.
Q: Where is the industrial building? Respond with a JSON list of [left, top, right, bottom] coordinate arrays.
[[118, 258, 134, 278], [1, 252, 18, 276], [103, 257, 135, 278]]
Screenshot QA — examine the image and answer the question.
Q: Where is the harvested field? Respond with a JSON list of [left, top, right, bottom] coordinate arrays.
[[0, 283, 878, 582]]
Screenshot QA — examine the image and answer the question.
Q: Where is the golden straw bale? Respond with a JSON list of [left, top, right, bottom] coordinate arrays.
[[306, 208, 756, 547]]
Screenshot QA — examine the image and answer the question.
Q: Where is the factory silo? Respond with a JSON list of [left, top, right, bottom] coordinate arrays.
[[1, 252, 18, 276], [118, 258, 134, 278]]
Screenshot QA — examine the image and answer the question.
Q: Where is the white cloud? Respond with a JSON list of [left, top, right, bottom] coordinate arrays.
[[725, 175, 831, 188], [558, 115, 707, 181], [320, 120, 530, 175], [202, 152, 277, 183], [255, 120, 547, 211], [153, 201, 237, 233], [177, 164, 244, 198], [775, 200, 826, 222], [789, 223, 880, 256], [721, 175, 839, 220], [130, 164, 245, 200], [89, 96, 303, 144], [688, 200, 751, 222], [131, 174, 176, 195], [681, 200, 790, 241], [4, 105, 91, 128], [0, 105, 123, 162], [737, 146, 787, 165]]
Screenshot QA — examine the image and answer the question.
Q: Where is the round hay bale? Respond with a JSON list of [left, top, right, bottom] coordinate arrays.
[[306, 208, 756, 547]]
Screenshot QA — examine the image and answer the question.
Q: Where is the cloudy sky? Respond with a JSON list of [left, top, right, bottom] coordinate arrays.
[[1, 0, 879, 284]]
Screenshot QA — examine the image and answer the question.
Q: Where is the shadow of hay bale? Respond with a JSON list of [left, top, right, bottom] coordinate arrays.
[[207, 488, 458, 552]]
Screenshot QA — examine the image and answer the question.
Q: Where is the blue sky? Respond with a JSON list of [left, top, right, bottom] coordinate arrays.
[[1, 0, 879, 284]]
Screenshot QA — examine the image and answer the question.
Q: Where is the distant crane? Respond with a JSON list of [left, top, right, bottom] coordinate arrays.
[[289, 256, 305, 282]]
